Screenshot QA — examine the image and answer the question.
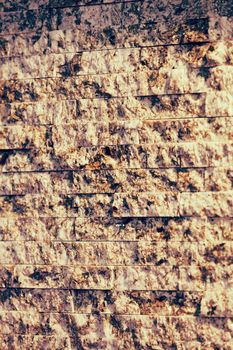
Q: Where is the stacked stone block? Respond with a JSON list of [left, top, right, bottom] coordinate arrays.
[[0, 0, 232, 349]]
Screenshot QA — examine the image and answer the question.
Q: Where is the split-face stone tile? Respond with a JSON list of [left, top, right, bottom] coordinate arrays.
[[205, 91, 233, 116], [112, 192, 179, 217], [1, 42, 233, 80], [72, 290, 202, 316], [0, 145, 147, 172], [205, 167, 233, 191], [206, 217, 233, 241], [0, 217, 75, 241], [179, 191, 233, 217], [0, 288, 72, 312], [177, 168, 205, 192], [0, 335, 71, 350], [140, 118, 233, 144]]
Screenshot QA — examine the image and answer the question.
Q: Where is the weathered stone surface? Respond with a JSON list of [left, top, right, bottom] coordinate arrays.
[[146, 143, 180, 168], [1, 241, 231, 266], [206, 91, 233, 116], [0, 288, 72, 312], [0, 0, 232, 346], [0, 92, 229, 126], [0, 172, 53, 195], [206, 217, 233, 240], [177, 168, 205, 192], [72, 289, 202, 315], [180, 191, 233, 216], [205, 167, 233, 191], [0, 100, 76, 125], [52, 122, 140, 146], [0, 94, 207, 126], [2, 141, 231, 175], [0, 335, 70, 350], [1, 42, 233, 80], [179, 142, 233, 167], [0, 313, 231, 349], [0, 14, 232, 58], [0, 168, 179, 195], [155, 140, 233, 170], [0, 217, 75, 241], [0, 193, 119, 218], [0, 125, 48, 149], [140, 117, 233, 143], [0, 145, 146, 172], [2, 216, 217, 242], [201, 287, 233, 317], [0, 0, 211, 36], [113, 266, 181, 290], [1, 264, 224, 290], [2, 66, 233, 103], [112, 192, 179, 217], [180, 264, 233, 290], [0, 4, 123, 35]]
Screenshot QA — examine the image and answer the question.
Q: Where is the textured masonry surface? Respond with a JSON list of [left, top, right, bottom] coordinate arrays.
[[0, 0, 233, 349]]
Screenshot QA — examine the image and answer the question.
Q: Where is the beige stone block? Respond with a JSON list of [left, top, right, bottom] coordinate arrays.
[[206, 217, 233, 241], [201, 287, 233, 317], [70, 266, 114, 289], [140, 117, 233, 143], [146, 143, 180, 168], [112, 192, 179, 217], [72, 290, 202, 316], [0, 172, 52, 195], [0, 125, 47, 149], [180, 191, 233, 216], [55, 241, 136, 265], [0, 335, 70, 350], [74, 217, 137, 241], [0, 217, 75, 241], [205, 167, 233, 191], [114, 266, 179, 290], [206, 91, 233, 116], [0, 288, 72, 312], [134, 217, 208, 242], [177, 168, 205, 192]]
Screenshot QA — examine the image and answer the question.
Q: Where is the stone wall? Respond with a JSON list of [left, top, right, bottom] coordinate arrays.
[[0, 0, 232, 349]]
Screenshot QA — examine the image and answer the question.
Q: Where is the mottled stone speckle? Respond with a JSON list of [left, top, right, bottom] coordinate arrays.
[[0, 0, 232, 349]]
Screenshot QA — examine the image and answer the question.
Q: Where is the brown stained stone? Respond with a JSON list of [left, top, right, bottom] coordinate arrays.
[[0, 14, 232, 58], [177, 168, 205, 192], [0, 240, 231, 267], [1, 42, 233, 80], [206, 217, 233, 241], [0, 217, 75, 241], [1, 66, 233, 103], [0, 125, 48, 149], [180, 191, 233, 216], [0, 0, 232, 347], [205, 167, 233, 191], [140, 118, 233, 143], [0, 169, 179, 195], [1, 216, 229, 243], [0, 315, 231, 349], [0, 335, 70, 350], [0, 93, 208, 125], [2, 264, 231, 290], [0, 288, 72, 312], [0, 145, 147, 172], [72, 290, 203, 316], [112, 192, 179, 217]]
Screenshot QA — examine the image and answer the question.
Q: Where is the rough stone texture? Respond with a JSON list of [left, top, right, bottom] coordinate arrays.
[[0, 0, 232, 349]]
